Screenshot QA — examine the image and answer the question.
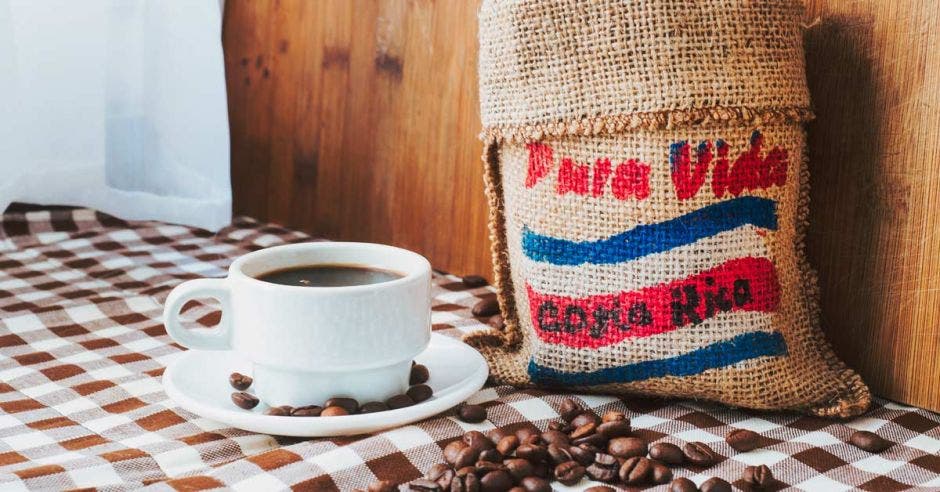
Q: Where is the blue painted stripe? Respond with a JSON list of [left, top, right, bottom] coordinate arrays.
[[522, 196, 777, 265], [527, 331, 788, 386]]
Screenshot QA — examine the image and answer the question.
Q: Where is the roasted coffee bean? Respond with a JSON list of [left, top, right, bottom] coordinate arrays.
[[585, 463, 617, 482], [387, 394, 415, 409], [324, 397, 359, 414], [368, 479, 398, 492], [453, 447, 480, 470], [496, 435, 519, 456], [700, 477, 732, 492], [291, 405, 323, 417], [508, 487, 525, 492], [435, 469, 456, 490], [503, 458, 534, 482], [742, 464, 774, 489], [569, 422, 597, 440], [515, 444, 547, 463], [547, 444, 572, 465], [486, 428, 510, 443], [459, 473, 480, 492], [478, 449, 501, 463], [410, 364, 430, 385], [461, 275, 488, 288], [265, 405, 291, 416], [669, 477, 698, 492], [409, 478, 442, 491], [463, 431, 495, 451], [479, 470, 513, 492], [649, 442, 684, 465], [592, 452, 618, 468], [444, 440, 469, 465], [457, 404, 487, 423], [618, 456, 653, 485], [471, 298, 500, 318], [229, 372, 252, 391], [569, 445, 595, 465], [683, 441, 717, 467], [514, 424, 541, 444], [531, 461, 550, 479], [597, 420, 631, 439], [547, 421, 570, 432], [554, 461, 585, 486], [427, 463, 452, 482], [849, 430, 892, 453], [540, 430, 570, 447], [455, 466, 476, 478], [519, 476, 551, 492], [584, 487, 615, 492], [474, 460, 504, 475], [407, 384, 434, 403], [651, 460, 673, 484], [601, 410, 627, 423], [570, 411, 600, 428], [320, 405, 349, 417], [231, 392, 259, 409], [608, 436, 647, 459], [559, 398, 584, 422], [725, 428, 760, 452], [572, 433, 607, 448], [360, 401, 388, 413]]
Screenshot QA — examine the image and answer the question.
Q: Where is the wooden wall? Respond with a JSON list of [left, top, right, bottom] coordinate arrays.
[[223, 0, 489, 279], [223, 0, 940, 411]]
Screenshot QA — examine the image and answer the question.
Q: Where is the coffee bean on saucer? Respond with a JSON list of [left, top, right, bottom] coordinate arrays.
[[410, 364, 430, 385], [292, 405, 323, 417], [229, 372, 252, 391], [461, 275, 488, 288], [558, 398, 584, 422], [231, 392, 259, 409], [321, 405, 349, 417], [849, 430, 892, 453], [669, 477, 698, 492], [700, 476, 732, 492], [387, 394, 415, 409], [406, 384, 433, 403], [725, 428, 761, 452], [471, 298, 500, 317], [742, 464, 774, 489], [324, 397, 359, 414], [649, 442, 684, 465], [683, 441, 718, 467], [457, 403, 487, 423], [359, 401, 389, 414], [367, 479, 398, 492], [265, 405, 292, 416]]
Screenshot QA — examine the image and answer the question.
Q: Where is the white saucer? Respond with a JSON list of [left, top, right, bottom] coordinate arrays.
[[162, 333, 489, 437]]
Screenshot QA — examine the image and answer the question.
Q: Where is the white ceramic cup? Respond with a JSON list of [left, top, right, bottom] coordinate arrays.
[[162, 242, 432, 407]]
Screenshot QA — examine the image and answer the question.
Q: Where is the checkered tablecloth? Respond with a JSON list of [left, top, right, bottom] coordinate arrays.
[[0, 205, 937, 491]]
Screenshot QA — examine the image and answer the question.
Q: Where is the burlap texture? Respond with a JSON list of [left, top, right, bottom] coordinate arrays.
[[466, 0, 871, 417]]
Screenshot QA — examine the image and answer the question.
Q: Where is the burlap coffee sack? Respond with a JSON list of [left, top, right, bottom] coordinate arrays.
[[466, 0, 870, 417]]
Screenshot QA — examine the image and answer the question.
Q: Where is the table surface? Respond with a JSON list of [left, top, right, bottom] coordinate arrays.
[[0, 207, 936, 491]]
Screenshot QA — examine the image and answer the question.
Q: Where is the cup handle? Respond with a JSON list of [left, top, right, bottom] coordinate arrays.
[[163, 278, 233, 351]]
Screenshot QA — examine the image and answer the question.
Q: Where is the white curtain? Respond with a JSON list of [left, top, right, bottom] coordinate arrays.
[[0, 0, 231, 231]]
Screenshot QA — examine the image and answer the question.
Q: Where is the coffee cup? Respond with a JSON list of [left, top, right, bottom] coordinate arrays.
[[162, 242, 432, 407]]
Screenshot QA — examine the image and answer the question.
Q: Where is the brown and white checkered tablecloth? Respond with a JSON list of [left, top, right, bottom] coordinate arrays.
[[0, 205, 937, 491]]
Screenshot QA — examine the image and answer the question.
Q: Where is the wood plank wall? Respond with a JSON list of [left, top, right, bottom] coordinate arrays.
[[223, 0, 940, 411]]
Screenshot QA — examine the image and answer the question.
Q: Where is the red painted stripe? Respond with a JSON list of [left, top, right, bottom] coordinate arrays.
[[526, 256, 780, 349]]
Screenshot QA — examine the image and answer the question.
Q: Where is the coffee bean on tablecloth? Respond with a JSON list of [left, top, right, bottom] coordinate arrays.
[[601, 410, 626, 423], [496, 435, 519, 456], [541, 430, 570, 447], [519, 476, 551, 492], [547, 444, 573, 465], [554, 461, 585, 486], [367, 479, 398, 492], [359, 401, 388, 413], [559, 398, 584, 422], [410, 364, 430, 385], [683, 441, 718, 467], [849, 430, 893, 452], [264, 405, 292, 416], [453, 446, 480, 469], [406, 384, 433, 403], [478, 448, 502, 463], [324, 397, 359, 414], [650, 460, 673, 484], [570, 411, 600, 428], [569, 421, 597, 440], [408, 478, 441, 491], [515, 424, 541, 444], [669, 477, 699, 492], [569, 445, 595, 465], [229, 372, 252, 391], [292, 405, 323, 417], [725, 428, 761, 452], [479, 469, 513, 492], [231, 392, 259, 409], [584, 487, 615, 492], [320, 405, 349, 417], [474, 460, 503, 475], [426, 463, 451, 482], [619, 456, 653, 485], [700, 476, 732, 492], [471, 298, 500, 317], [515, 444, 547, 463], [649, 442, 684, 465], [461, 274, 488, 288], [457, 403, 487, 423], [608, 436, 647, 459], [387, 394, 415, 409], [597, 420, 631, 439], [443, 441, 468, 466], [502, 458, 532, 482], [742, 464, 774, 489], [463, 431, 495, 451]]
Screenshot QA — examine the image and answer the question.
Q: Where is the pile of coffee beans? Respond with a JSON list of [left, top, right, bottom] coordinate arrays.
[[228, 362, 434, 416]]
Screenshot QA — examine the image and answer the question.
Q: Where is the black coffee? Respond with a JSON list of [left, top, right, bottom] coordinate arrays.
[[257, 264, 403, 287]]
